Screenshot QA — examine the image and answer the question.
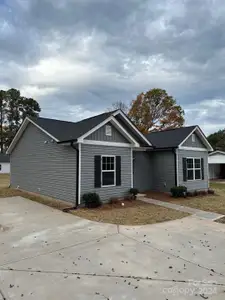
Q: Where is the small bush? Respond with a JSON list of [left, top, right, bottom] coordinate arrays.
[[170, 186, 187, 198], [82, 192, 102, 208], [208, 189, 215, 195], [129, 188, 139, 199]]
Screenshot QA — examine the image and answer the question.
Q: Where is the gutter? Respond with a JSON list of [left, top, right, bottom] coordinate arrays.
[[63, 141, 79, 212]]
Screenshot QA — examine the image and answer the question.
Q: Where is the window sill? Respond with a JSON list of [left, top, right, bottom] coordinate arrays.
[[187, 179, 203, 182], [101, 184, 116, 188]]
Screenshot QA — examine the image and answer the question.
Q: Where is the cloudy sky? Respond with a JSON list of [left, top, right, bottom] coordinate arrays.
[[0, 0, 225, 135]]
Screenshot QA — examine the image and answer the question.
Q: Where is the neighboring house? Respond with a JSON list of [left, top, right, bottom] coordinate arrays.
[[7, 110, 213, 206], [0, 153, 10, 174], [208, 151, 225, 179]]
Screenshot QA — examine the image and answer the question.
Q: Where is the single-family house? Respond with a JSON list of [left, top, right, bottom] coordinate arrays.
[[0, 153, 10, 174], [7, 110, 213, 205]]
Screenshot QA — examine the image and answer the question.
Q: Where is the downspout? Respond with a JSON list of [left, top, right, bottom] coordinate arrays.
[[63, 141, 79, 212], [173, 148, 178, 187]]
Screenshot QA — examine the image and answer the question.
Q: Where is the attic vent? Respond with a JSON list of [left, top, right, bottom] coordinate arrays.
[[192, 134, 195, 142], [105, 125, 112, 136]]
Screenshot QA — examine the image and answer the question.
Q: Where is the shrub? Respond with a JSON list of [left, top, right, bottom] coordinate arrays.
[[170, 186, 187, 198], [129, 188, 139, 199], [82, 192, 102, 208], [208, 189, 215, 195]]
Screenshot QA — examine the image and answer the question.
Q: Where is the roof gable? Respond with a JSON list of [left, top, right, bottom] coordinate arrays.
[[146, 125, 213, 151], [146, 126, 196, 149], [7, 109, 152, 154]]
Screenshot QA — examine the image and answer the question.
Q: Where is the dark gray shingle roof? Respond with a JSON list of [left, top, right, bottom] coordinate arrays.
[[146, 126, 197, 149], [32, 111, 116, 142], [0, 153, 10, 162]]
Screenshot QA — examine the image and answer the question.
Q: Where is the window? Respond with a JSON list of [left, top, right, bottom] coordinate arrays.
[[187, 158, 201, 180], [101, 156, 115, 186], [105, 125, 112, 136], [192, 134, 195, 142]]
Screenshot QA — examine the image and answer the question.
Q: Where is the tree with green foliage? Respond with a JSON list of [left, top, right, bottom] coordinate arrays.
[[0, 88, 41, 153], [207, 129, 225, 151], [128, 88, 185, 134]]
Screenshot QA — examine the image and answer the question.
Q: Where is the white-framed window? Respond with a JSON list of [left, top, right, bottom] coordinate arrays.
[[101, 156, 115, 186], [192, 134, 195, 142], [187, 158, 201, 180], [105, 125, 112, 136]]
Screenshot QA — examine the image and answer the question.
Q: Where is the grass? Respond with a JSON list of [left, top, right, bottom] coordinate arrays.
[[0, 174, 188, 225], [147, 182, 225, 215], [71, 200, 189, 225], [0, 174, 10, 188]]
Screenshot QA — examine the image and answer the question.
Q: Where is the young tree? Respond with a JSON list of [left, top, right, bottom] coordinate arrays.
[[128, 88, 185, 133], [0, 88, 41, 152], [208, 130, 225, 151]]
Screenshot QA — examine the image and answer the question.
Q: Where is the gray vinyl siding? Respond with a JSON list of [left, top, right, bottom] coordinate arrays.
[[178, 149, 209, 191], [133, 151, 153, 192], [80, 144, 131, 204], [11, 123, 77, 203], [85, 122, 129, 143], [182, 133, 205, 148], [152, 151, 176, 192]]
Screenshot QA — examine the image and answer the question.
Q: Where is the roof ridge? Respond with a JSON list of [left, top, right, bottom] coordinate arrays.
[[147, 125, 197, 135], [36, 110, 117, 125]]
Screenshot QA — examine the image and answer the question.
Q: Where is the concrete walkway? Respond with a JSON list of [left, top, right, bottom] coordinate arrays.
[[139, 196, 224, 221]]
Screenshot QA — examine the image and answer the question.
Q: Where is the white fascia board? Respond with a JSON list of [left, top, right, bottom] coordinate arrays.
[[81, 140, 133, 147], [179, 146, 208, 152], [178, 126, 213, 151], [78, 114, 140, 146], [112, 110, 152, 147]]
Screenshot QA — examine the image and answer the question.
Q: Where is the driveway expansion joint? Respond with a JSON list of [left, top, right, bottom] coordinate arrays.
[[1, 267, 225, 286]]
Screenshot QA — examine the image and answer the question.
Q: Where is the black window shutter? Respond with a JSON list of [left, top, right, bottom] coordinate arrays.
[[94, 156, 101, 188], [201, 158, 204, 180], [183, 158, 187, 182], [116, 156, 121, 186]]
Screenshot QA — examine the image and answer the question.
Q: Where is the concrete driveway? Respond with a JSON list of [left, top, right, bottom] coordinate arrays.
[[0, 197, 225, 300]]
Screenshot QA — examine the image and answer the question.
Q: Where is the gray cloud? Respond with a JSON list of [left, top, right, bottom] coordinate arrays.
[[0, 0, 225, 135]]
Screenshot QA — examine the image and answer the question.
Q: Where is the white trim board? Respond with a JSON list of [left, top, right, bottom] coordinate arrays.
[[209, 150, 225, 156], [178, 126, 213, 151], [113, 110, 152, 147], [77, 113, 140, 147], [81, 140, 133, 148], [78, 143, 81, 205], [7, 117, 59, 154], [179, 146, 208, 152]]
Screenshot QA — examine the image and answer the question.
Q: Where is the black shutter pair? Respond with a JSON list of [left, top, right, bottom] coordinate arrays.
[[94, 156, 121, 188], [182, 157, 204, 181]]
